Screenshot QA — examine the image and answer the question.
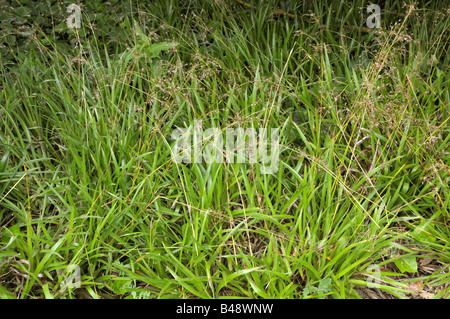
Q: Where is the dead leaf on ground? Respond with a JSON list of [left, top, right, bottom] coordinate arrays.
[[419, 291, 435, 299], [407, 280, 423, 295]]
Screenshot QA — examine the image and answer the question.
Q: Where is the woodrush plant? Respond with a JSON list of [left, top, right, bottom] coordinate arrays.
[[0, 0, 449, 299]]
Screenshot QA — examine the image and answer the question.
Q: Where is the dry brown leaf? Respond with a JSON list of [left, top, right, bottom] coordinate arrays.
[[419, 291, 435, 299], [407, 281, 423, 294]]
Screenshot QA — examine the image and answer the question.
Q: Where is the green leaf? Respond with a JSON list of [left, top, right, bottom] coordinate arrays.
[[302, 287, 310, 297], [412, 221, 436, 243], [318, 278, 332, 292], [0, 285, 16, 299], [111, 277, 132, 294], [142, 42, 178, 58], [133, 20, 149, 46], [133, 18, 177, 58], [394, 256, 418, 273]]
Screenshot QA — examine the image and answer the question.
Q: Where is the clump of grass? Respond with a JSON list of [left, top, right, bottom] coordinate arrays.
[[0, 0, 449, 299]]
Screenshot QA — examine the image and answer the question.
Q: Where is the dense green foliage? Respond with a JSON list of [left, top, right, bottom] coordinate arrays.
[[0, 0, 449, 298]]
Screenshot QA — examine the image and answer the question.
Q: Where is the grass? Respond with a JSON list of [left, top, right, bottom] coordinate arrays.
[[0, 0, 449, 299]]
